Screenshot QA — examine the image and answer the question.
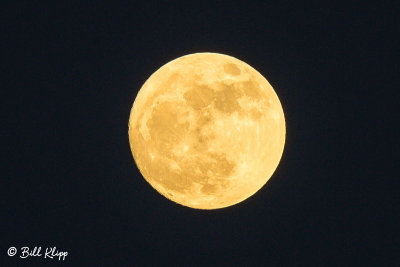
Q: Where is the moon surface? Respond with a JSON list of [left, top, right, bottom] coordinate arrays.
[[128, 53, 285, 209]]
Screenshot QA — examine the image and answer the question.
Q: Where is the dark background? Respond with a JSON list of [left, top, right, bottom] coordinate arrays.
[[2, 1, 398, 265]]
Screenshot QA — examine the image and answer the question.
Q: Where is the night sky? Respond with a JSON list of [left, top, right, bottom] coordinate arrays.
[[2, 1, 398, 265]]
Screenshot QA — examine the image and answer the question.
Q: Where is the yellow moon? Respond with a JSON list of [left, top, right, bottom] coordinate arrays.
[[128, 52, 285, 209]]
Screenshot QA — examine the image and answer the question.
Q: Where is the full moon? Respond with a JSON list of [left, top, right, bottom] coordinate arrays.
[[128, 53, 285, 209]]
